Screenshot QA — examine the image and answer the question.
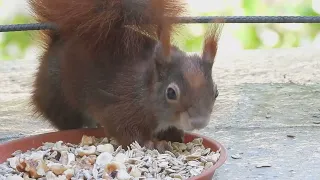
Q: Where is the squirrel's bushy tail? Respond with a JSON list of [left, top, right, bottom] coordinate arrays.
[[29, 0, 186, 56]]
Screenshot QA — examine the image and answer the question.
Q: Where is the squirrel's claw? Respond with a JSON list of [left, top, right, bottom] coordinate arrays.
[[144, 140, 173, 153]]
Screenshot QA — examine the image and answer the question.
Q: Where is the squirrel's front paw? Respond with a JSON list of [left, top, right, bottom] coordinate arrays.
[[143, 140, 173, 153], [155, 127, 184, 143]]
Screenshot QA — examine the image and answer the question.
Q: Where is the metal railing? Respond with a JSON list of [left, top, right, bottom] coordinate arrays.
[[1, 16, 320, 32]]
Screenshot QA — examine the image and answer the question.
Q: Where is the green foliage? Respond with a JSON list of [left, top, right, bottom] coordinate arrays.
[[175, 0, 320, 51], [0, 0, 319, 60], [0, 14, 34, 60]]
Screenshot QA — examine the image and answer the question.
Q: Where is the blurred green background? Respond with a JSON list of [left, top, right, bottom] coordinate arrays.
[[0, 0, 319, 60]]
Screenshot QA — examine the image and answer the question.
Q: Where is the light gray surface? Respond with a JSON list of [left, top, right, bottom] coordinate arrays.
[[1, 47, 320, 179]]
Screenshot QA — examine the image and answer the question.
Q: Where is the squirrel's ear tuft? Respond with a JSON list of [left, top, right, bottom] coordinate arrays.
[[152, 0, 180, 64], [153, 42, 171, 65], [202, 20, 224, 64], [157, 22, 172, 60], [153, 18, 173, 65]]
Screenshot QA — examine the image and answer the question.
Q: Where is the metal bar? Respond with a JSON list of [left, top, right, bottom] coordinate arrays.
[[178, 16, 320, 23], [1, 16, 320, 32], [0, 23, 56, 32]]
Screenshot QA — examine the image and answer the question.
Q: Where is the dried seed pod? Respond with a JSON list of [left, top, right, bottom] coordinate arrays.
[[5, 175, 24, 180], [45, 171, 58, 179], [100, 137, 109, 144], [204, 162, 213, 169], [87, 155, 97, 164], [116, 169, 131, 180], [103, 172, 114, 180], [44, 150, 61, 162], [16, 161, 27, 172], [171, 142, 180, 151], [187, 161, 201, 167], [7, 157, 19, 170], [105, 161, 126, 174], [60, 151, 75, 166], [97, 144, 114, 153], [96, 152, 113, 167], [164, 151, 176, 158], [109, 138, 119, 146], [80, 135, 96, 146], [11, 150, 22, 156], [201, 148, 211, 156], [113, 145, 123, 156], [47, 163, 67, 175], [170, 173, 183, 179], [22, 159, 49, 178], [114, 153, 128, 163], [192, 138, 203, 145], [185, 154, 201, 161], [206, 153, 220, 163], [158, 161, 169, 168], [63, 168, 74, 179], [52, 141, 69, 152], [129, 166, 142, 177], [75, 146, 96, 157]]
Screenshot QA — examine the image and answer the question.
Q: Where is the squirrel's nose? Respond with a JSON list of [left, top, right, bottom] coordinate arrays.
[[190, 117, 209, 129]]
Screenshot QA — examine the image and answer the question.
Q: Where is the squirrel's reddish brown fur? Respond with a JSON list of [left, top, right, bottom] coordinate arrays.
[[29, 0, 185, 56], [29, 0, 223, 152]]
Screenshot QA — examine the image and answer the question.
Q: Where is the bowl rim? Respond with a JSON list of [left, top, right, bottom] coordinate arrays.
[[185, 131, 227, 180], [0, 128, 227, 179]]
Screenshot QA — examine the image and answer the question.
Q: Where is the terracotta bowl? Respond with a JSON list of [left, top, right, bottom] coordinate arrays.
[[0, 128, 227, 180]]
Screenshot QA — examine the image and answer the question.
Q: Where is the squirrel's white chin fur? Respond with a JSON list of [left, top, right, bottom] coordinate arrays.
[[178, 112, 193, 131], [178, 112, 210, 131], [154, 112, 210, 134]]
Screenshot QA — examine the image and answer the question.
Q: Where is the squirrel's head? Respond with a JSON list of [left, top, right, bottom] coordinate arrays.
[[151, 23, 222, 132]]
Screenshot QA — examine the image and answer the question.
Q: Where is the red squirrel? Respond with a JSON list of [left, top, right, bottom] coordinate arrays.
[[29, 0, 222, 152]]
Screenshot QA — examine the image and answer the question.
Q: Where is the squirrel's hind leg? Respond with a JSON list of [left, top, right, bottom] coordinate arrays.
[[31, 35, 97, 130]]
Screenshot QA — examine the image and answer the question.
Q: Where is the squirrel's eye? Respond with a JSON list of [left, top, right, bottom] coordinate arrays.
[[167, 87, 177, 100], [166, 83, 180, 102]]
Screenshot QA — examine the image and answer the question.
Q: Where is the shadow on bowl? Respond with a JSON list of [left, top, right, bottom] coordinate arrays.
[[0, 128, 227, 180]]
